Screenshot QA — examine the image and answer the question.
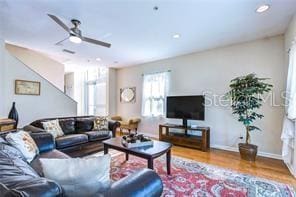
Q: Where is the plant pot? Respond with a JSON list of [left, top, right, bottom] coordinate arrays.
[[238, 143, 258, 161]]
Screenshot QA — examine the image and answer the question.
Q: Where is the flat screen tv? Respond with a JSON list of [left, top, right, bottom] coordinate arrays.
[[166, 95, 205, 126]]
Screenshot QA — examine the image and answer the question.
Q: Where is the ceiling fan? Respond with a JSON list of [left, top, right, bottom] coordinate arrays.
[[48, 14, 111, 48]]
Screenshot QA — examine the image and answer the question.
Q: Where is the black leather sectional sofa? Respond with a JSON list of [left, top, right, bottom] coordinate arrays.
[[0, 132, 163, 196], [24, 116, 120, 157]]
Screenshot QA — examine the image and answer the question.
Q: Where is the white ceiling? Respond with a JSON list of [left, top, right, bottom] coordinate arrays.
[[1, 0, 296, 68]]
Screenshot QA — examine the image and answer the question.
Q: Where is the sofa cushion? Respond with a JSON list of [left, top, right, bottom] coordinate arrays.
[[0, 142, 26, 161], [84, 130, 112, 142], [0, 144, 45, 189], [75, 118, 94, 132], [0, 136, 8, 144], [55, 134, 88, 149], [59, 118, 76, 135]]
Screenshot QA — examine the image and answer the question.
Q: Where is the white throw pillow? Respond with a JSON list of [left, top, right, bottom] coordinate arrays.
[[42, 119, 64, 138], [40, 154, 111, 197], [6, 130, 39, 162]]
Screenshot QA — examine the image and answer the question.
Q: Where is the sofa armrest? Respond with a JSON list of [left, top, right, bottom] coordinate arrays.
[[128, 118, 141, 124], [9, 178, 62, 197], [104, 169, 163, 197], [108, 120, 120, 137], [0, 183, 21, 197], [30, 132, 55, 153], [23, 125, 46, 133], [111, 116, 122, 121]]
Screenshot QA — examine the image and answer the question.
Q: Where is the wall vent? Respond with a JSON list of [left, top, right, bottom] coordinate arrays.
[[62, 49, 75, 54]]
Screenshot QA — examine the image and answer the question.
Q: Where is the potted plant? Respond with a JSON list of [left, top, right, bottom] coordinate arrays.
[[226, 73, 272, 161]]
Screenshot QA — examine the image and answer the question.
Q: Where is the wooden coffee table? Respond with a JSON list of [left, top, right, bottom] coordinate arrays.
[[103, 137, 172, 175]]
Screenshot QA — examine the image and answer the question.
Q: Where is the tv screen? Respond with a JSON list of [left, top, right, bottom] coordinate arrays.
[[166, 95, 205, 120]]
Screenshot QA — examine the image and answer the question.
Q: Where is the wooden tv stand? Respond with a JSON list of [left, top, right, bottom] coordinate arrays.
[[159, 123, 210, 151]]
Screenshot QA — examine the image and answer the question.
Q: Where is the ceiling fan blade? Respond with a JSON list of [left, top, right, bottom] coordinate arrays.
[[82, 36, 111, 48], [48, 14, 70, 32], [55, 36, 70, 46]]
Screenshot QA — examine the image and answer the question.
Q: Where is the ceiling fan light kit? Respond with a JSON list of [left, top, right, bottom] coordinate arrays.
[[48, 14, 111, 48], [69, 35, 82, 43]]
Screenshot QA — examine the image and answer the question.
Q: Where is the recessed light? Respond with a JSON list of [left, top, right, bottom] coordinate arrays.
[[256, 4, 270, 13], [96, 57, 101, 61], [173, 33, 181, 39]]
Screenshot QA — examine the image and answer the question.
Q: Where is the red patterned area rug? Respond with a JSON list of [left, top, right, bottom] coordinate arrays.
[[111, 154, 295, 197]]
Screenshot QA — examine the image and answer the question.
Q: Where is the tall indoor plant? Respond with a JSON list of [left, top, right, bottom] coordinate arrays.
[[226, 73, 272, 161]]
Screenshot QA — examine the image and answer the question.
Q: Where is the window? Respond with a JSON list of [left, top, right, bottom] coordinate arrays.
[[141, 72, 169, 117], [85, 67, 108, 116]]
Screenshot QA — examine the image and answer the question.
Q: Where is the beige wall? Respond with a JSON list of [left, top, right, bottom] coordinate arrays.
[[6, 44, 65, 91], [108, 68, 117, 117], [0, 38, 5, 117], [116, 35, 286, 157]]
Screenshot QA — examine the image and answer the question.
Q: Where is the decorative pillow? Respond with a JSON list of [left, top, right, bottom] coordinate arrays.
[[93, 116, 109, 131], [0, 141, 26, 161], [42, 119, 64, 138], [5, 131, 39, 162], [40, 154, 111, 197]]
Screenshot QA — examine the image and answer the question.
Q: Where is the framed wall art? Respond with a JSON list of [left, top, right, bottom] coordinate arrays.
[[120, 87, 136, 103], [15, 80, 41, 96]]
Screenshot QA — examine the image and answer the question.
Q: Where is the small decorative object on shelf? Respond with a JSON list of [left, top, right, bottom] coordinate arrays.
[[8, 102, 18, 128], [121, 134, 153, 148], [120, 87, 136, 103], [0, 118, 16, 133]]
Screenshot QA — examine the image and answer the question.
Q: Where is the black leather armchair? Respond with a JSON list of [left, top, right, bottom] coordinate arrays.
[[0, 132, 163, 197], [108, 120, 120, 137]]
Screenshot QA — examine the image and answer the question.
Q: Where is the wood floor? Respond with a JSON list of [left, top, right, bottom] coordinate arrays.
[[117, 131, 295, 187], [172, 145, 296, 187]]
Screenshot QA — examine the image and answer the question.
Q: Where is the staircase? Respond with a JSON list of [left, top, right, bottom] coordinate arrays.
[[2, 42, 77, 126]]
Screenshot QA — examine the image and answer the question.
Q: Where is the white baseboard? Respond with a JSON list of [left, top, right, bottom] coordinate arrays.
[[285, 163, 296, 177], [139, 132, 282, 160], [210, 144, 282, 160]]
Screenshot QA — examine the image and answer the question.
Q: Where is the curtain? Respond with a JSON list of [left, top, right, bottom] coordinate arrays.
[[281, 41, 296, 167], [141, 72, 169, 117]]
